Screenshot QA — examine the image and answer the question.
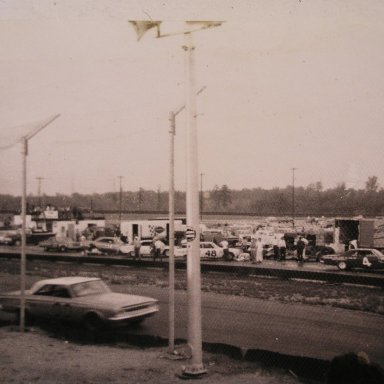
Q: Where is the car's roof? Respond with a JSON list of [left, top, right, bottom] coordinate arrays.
[[33, 277, 100, 286], [347, 248, 375, 251]]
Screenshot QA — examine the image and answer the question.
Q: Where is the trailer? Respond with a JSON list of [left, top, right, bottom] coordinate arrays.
[[333, 218, 375, 252], [120, 219, 187, 243]]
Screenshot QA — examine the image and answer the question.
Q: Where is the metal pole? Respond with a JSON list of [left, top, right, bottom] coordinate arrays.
[[168, 111, 176, 354], [291, 168, 297, 229], [168, 86, 206, 357], [183, 30, 205, 376], [18, 113, 60, 332], [20, 138, 27, 332], [118, 176, 123, 225], [36, 177, 44, 208]]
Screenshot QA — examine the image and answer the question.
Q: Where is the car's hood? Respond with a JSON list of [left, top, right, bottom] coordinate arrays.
[[73, 292, 157, 309], [0, 291, 157, 309]]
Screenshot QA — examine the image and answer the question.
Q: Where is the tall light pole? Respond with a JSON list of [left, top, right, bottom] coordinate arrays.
[[291, 168, 297, 229], [130, 20, 222, 377], [168, 85, 206, 355], [20, 114, 60, 331]]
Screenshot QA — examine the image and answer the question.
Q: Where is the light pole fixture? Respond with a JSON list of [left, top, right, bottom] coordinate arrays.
[[130, 20, 222, 377]]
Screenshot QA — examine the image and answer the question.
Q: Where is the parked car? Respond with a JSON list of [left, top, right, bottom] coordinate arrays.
[[139, 239, 155, 257], [0, 276, 159, 330], [39, 237, 89, 252], [320, 248, 384, 271], [0, 230, 21, 246], [163, 241, 244, 261], [0, 234, 15, 245], [88, 237, 134, 255]]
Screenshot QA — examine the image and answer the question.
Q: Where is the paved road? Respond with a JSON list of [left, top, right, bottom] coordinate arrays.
[[120, 285, 384, 366], [1, 275, 383, 367]]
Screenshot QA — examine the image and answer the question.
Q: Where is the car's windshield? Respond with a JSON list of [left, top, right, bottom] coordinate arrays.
[[71, 280, 111, 297]]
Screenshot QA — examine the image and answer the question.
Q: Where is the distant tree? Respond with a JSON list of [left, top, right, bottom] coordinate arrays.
[[365, 176, 379, 192], [137, 187, 144, 208], [220, 185, 232, 208], [211, 185, 221, 209]]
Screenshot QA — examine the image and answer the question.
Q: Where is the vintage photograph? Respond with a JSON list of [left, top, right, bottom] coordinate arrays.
[[1, 1, 384, 383]]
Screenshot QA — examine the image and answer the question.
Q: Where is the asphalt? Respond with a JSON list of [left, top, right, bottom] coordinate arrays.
[[121, 286, 384, 379]]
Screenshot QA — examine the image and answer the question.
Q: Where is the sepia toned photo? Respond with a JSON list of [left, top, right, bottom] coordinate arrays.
[[1, 1, 384, 383]]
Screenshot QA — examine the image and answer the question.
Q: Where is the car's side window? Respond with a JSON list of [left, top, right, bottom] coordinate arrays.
[[34, 284, 55, 296], [34, 284, 71, 298], [52, 286, 71, 298]]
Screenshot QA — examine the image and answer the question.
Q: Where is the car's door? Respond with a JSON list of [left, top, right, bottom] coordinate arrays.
[[359, 250, 379, 269], [96, 238, 112, 253], [203, 243, 217, 258], [345, 250, 359, 268], [29, 284, 72, 320]]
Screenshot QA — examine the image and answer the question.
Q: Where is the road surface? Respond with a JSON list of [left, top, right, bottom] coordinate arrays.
[[1, 275, 383, 367]]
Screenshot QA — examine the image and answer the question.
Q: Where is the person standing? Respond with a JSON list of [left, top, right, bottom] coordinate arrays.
[[220, 238, 229, 260], [349, 239, 358, 250], [133, 236, 142, 261], [250, 238, 257, 263], [296, 236, 305, 264], [154, 238, 165, 262], [255, 237, 264, 263], [278, 236, 287, 261], [272, 236, 280, 261]]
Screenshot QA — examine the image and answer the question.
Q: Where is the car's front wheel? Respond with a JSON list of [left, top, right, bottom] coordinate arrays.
[[83, 312, 105, 331], [59, 246, 67, 252], [337, 261, 348, 271], [163, 250, 170, 257]]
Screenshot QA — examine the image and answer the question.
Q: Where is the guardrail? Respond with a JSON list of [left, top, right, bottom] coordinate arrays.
[[0, 250, 383, 288]]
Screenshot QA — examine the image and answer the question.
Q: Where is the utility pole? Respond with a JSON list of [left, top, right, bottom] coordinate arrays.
[[118, 176, 123, 225], [36, 177, 44, 208], [157, 185, 161, 211], [291, 168, 297, 229]]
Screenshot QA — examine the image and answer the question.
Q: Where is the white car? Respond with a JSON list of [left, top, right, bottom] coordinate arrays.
[[164, 241, 244, 260], [88, 237, 134, 255], [0, 277, 159, 330]]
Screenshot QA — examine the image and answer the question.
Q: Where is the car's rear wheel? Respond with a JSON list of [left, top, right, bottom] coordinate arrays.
[[225, 252, 234, 261], [164, 250, 170, 257], [14, 240, 21, 246], [83, 312, 105, 331], [59, 246, 67, 252], [337, 261, 348, 271]]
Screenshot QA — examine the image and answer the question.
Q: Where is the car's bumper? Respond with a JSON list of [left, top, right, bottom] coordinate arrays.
[[108, 305, 159, 323]]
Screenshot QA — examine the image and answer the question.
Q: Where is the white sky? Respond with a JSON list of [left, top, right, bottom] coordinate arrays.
[[1, 0, 383, 196]]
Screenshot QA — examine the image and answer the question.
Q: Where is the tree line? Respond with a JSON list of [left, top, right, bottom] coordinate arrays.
[[0, 176, 383, 217]]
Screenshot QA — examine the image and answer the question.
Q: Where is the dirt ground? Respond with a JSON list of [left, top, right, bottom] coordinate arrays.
[[0, 325, 311, 384]]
